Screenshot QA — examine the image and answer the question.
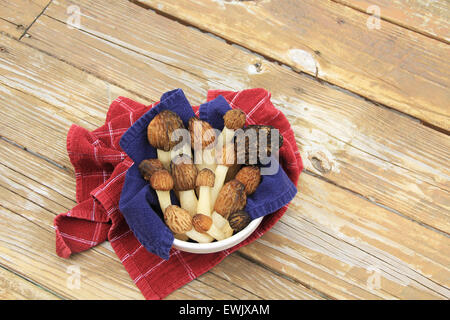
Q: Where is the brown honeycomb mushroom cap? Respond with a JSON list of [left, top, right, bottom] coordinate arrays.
[[170, 154, 198, 191], [138, 158, 164, 181], [196, 168, 215, 188], [214, 179, 247, 217], [188, 117, 216, 149], [235, 166, 261, 195], [147, 110, 185, 151], [223, 109, 246, 130], [150, 169, 174, 191]]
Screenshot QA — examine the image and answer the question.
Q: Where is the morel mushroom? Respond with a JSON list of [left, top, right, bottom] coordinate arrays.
[[147, 110, 190, 170], [164, 205, 213, 243], [150, 169, 174, 212], [228, 210, 251, 233], [138, 158, 164, 181], [216, 109, 246, 149], [235, 165, 261, 195], [195, 168, 215, 216], [235, 125, 284, 165], [212, 179, 247, 237], [192, 214, 227, 240], [171, 154, 198, 216], [188, 117, 217, 172], [210, 143, 236, 211]]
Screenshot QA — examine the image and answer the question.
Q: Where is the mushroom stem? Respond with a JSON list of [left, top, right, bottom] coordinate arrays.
[[210, 164, 229, 211], [185, 228, 214, 243], [197, 186, 211, 216], [193, 214, 227, 241], [216, 126, 235, 149], [179, 189, 198, 217], [155, 190, 172, 212], [157, 149, 172, 171], [212, 212, 234, 238], [196, 147, 216, 172]]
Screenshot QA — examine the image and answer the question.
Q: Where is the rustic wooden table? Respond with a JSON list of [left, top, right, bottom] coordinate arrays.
[[0, 0, 449, 300]]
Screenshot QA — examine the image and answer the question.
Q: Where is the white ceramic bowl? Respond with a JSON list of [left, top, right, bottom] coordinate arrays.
[[173, 216, 263, 254]]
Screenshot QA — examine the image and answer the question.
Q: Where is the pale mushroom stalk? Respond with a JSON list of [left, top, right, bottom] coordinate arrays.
[[171, 155, 199, 217], [150, 169, 174, 213], [157, 150, 172, 170], [210, 143, 235, 212], [216, 109, 246, 150], [193, 214, 227, 241], [195, 169, 214, 216], [188, 117, 217, 172], [164, 205, 213, 243], [196, 168, 231, 238]]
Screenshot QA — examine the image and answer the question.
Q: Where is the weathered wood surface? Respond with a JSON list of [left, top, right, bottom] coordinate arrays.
[[0, 0, 50, 39], [334, 0, 450, 43], [135, 0, 450, 131], [0, 0, 448, 300], [21, 0, 450, 233]]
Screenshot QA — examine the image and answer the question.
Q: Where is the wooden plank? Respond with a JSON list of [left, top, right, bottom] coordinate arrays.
[[0, 0, 50, 39], [18, 3, 450, 233], [134, 0, 450, 131], [0, 104, 319, 300], [241, 173, 450, 300], [333, 0, 450, 43], [0, 267, 60, 299], [0, 1, 446, 299], [0, 88, 448, 300]]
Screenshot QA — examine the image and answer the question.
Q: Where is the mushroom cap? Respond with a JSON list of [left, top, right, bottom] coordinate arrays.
[[188, 117, 216, 149], [235, 166, 261, 195], [150, 169, 174, 191], [164, 205, 192, 234], [215, 143, 236, 167], [138, 158, 164, 181], [196, 168, 215, 187], [192, 214, 212, 233], [170, 154, 198, 191], [235, 125, 284, 165], [147, 110, 185, 151], [228, 210, 251, 233], [223, 109, 246, 130], [214, 179, 247, 217]]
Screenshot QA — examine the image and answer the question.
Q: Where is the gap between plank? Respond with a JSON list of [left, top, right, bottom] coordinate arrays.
[[3, 20, 448, 237], [0, 262, 64, 300], [235, 251, 334, 300], [304, 169, 450, 239], [0, 137, 324, 299], [128, 0, 449, 136], [329, 0, 450, 45], [18, 0, 53, 41]]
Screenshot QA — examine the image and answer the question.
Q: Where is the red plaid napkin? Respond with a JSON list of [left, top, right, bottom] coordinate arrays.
[[54, 89, 303, 299]]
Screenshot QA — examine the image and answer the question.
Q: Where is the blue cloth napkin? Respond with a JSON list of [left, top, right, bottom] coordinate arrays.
[[119, 89, 297, 260]]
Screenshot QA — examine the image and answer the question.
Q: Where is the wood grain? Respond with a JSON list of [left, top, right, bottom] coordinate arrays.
[[0, 0, 51, 39], [333, 0, 450, 43], [134, 0, 450, 131], [17, 2, 450, 233], [0, 83, 448, 299], [241, 173, 450, 300], [0, 83, 319, 300], [0, 0, 447, 300], [0, 267, 60, 299]]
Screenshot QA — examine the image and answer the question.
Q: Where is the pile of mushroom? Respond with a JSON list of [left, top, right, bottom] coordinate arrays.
[[140, 108, 272, 243]]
